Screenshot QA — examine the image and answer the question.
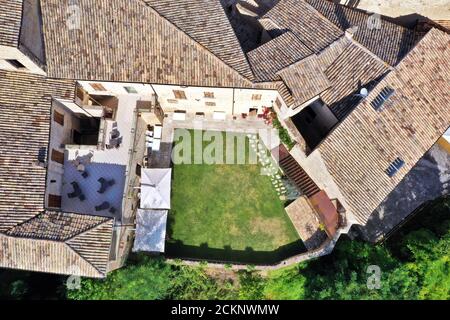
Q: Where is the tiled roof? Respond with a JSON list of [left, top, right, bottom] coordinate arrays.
[[316, 36, 352, 71], [0, 70, 74, 232], [319, 28, 450, 224], [0, 233, 105, 277], [278, 55, 331, 106], [40, 0, 252, 88], [247, 31, 313, 82], [144, 0, 254, 80], [7, 211, 110, 241], [262, 0, 344, 53], [0, 0, 22, 47], [321, 41, 390, 120], [66, 219, 113, 274], [3, 211, 113, 277], [305, 0, 416, 66]]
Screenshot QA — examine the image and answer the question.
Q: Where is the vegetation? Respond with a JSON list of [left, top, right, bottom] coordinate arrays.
[[271, 113, 296, 150], [168, 129, 301, 263], [1, 196, 449, 300]]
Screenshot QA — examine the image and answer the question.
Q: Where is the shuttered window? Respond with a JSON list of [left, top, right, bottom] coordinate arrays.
[[275, 97, 282, 108], [90, 83, 106, 91], [173, 90, 187, 99], [48, 194, 61, 208], [53, 110, 64, 126], [51, 149, 64, 164], [252, 94, 262, 101], [204, 92, 214, 98]]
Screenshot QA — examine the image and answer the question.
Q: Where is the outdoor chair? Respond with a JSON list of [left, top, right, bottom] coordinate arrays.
[[78, 194, 86, 201], [97, 178, 115, 193], [81, 171, 89, 178], [68, 181, 82, 198], [95, 201, 110, 211]]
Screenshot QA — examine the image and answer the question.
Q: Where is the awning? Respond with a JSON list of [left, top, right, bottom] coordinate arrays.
[[141, 168, 171, 209], [133, 209, 168, 253]]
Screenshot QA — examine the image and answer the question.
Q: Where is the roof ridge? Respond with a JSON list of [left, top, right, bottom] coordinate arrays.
[[142, 0, 255, 82], [332, 36, 393, 72], [64, 215, 113, 242], [63, 242, 106, 277], [65, 219, 114, 275]]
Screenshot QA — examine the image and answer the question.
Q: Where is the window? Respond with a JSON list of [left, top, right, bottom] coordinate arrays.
[[51, 149, 64, 164], [53, 110, 64, 126], [136, 163, 142, 177], [90, 83, 106, 91], [275, 97, 282, 108], [167, 99, 178, 104], [124, 86, 138, 94], [205, 101, 216, 107], [252, 94, 262, 101], [385, 157, 405, 177], [47, 194, 62, 208], [371, 86, 395, 111], [204, 92, 215, 99], [6, 59, 26, 69], [173, 90, 187, 99]]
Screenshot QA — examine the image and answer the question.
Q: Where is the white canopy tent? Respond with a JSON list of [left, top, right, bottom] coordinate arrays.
[[133, 209, 168, 253], [140, 168, 171, 209]]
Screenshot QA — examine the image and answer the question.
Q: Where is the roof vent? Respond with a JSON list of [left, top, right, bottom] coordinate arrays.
[[371, 86, 395, 111], [385, 157, 405, 177]]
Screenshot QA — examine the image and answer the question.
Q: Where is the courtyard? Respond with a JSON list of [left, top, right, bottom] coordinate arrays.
[[166, 129, 304, 264]]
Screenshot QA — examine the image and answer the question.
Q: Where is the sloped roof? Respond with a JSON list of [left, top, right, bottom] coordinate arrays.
[[247, 31, 313, 82], [6, 211, 110, 241], [0, 70, 74, 232], [359, 142, 450, 242], [321, 41, 390, 120], [0, 0, 23, 47], [133, 209, 168, 253], [1, 211, 113, 278], [262, 0, 344, 53], [144, 0, 254, 80], [305, 0, 416, 66], [278, 55, 331, 106], [40, 0, 252, 88], [319, 28, 450, 224]]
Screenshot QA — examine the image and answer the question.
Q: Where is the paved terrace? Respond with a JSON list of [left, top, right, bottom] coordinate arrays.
[[148, 112, 271, 168]]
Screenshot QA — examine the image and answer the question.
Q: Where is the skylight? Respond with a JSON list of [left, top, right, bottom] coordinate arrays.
[[371, 86, 395, 111], [385, 157, 405, 177]]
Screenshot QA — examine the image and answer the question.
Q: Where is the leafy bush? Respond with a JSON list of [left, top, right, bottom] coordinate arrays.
[[271, 114, 295, 150]]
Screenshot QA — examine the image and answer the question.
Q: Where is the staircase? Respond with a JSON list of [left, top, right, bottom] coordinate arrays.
[[275, 144, 320, 198]]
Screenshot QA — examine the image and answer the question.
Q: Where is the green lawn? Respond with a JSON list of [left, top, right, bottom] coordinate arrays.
[[166, 129, 303, 264]]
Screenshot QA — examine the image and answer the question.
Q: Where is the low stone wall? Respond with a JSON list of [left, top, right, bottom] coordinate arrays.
[[165, 230, 343, 271]]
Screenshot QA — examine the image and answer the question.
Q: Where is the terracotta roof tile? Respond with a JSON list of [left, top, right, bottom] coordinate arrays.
[[306, 0, 416, 66], [144, 0, 254, 80], [0, 70, 74, 232], [0, 0, 22, 47], [319, 29, 450, 224], [278, 55, 331, 106], [248, 31, 313, 82], [41, 0, 252, 88], [263, 0, 344, 53]]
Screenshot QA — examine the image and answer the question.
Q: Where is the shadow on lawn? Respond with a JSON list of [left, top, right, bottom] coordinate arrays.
[[165, 239, 307, 265]]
